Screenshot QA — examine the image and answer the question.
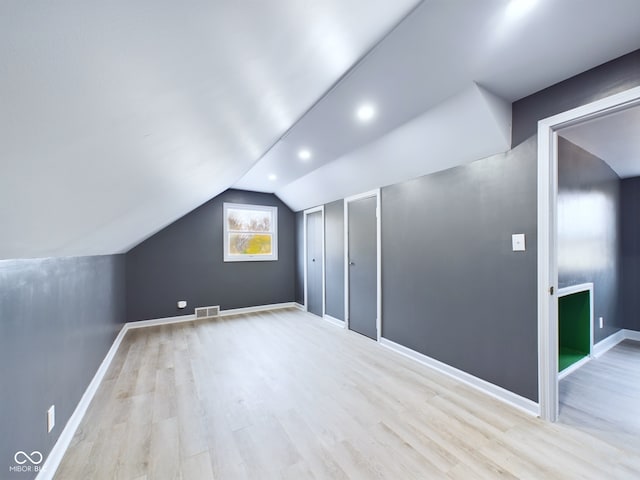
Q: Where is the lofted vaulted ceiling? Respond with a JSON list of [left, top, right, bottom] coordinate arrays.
[[1, 0, 640, 259], [0, 0, 421, 260]]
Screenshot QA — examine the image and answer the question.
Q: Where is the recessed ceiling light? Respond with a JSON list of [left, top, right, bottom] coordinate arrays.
[[298, 149, 312, 161], [356, 103, 376, 122], [268, 174, 277, 181], [506, 0, 537, 18]]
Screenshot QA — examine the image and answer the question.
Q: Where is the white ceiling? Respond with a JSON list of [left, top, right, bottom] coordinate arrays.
[[277, 84, 513, 211], [0, 0, 420, 260], [1, 0, 640, 259], [559, 105, 640, 178], [236, 0, 640, 210]]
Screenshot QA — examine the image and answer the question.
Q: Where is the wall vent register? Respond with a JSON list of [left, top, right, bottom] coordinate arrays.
[[195, 306, 220, 319]]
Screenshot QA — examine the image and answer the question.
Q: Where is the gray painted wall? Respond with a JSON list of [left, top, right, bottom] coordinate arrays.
[[126, 189, 295, 321], [295, 211, 304, 306], [512, 49, 640, 147], [557, 138, 621, 342], [621, 177, 640, 332], [324, 200, 345, 320], [0, 255, 125, 480], [292, 49, 640, 403], [382, 138, 538, 401]]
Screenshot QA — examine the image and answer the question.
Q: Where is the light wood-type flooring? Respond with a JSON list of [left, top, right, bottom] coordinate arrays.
[[559, 339, 640, 453], [56, 309, 640, 479]]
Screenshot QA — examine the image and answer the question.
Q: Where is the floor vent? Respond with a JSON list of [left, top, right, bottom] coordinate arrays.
[[195, 306, 220, 319]]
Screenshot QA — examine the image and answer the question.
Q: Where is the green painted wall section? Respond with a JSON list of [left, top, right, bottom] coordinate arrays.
[[558, 290, 591, 371]]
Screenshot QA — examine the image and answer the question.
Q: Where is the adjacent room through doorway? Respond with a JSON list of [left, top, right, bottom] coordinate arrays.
[[553, 102, 640, 445]]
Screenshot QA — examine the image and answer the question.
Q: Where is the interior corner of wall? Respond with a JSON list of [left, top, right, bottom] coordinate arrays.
[[475, 82, 513, 149]]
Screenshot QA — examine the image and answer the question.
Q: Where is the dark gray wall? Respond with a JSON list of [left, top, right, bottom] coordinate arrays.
[[0, 255, 125, 480], [380, 47, 638, 400], [512, 49, 640, 147], [324, 200, 345, 320], [621, 176, 640, 332], [126, 189, 295, 321], [295, 211, 304, 305], [290, 49, 640, 403], [557, 138, 621, 342], [382, 138, 538, 401]]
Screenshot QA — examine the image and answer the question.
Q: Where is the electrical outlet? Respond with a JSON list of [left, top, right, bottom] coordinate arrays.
[[599, 317, 604, 329], [47, 405, 55, 433], [177, 300, 187, 309]]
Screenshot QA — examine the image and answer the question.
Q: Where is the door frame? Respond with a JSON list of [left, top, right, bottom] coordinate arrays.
[[344, 188, 382, 341], [303, 205, 325, 316], [537, 85, 640, 421]]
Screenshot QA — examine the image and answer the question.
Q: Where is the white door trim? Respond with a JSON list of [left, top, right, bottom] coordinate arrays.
[[537, 85, 640, 421], [303, 205, 325, 316], [344, 188, 382, 341]]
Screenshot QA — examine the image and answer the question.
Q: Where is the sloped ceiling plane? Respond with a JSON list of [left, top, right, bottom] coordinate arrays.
[[1, 0, 639, 260]]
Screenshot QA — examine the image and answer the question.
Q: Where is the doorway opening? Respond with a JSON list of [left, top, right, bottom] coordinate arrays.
[[538, 85, 640, 424]]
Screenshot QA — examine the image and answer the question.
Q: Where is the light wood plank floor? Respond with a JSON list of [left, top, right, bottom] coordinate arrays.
[[559, 339, 640, 452], [56, 309, 640, 479]]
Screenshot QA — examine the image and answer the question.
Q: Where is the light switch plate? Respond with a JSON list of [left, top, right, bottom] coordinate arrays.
[[512, 233, 526, 252]]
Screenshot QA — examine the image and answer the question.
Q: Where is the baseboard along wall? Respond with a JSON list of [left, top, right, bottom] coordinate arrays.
[[36, 301, 295, 480], [38, 305, 639, 480], [379, 337, 540, 417]]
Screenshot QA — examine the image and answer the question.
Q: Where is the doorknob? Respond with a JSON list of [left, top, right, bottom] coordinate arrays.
[[349, 261, 355, 266]]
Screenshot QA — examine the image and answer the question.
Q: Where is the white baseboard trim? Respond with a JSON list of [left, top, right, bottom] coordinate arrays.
[[593, 329, 626, 357], [218, 302, 296, 317], [294, 302, 305, 311], [127, 313, 197, 329], [322, 314, 345, 328], [593, 328, 640, 358], [558, 355, 591, 380], [37, 301, 297, 480], [625, 329, 640, 342], [127, 302, 297, 326], [37, 325, 129, 480], [379, 337, 540, 417]]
